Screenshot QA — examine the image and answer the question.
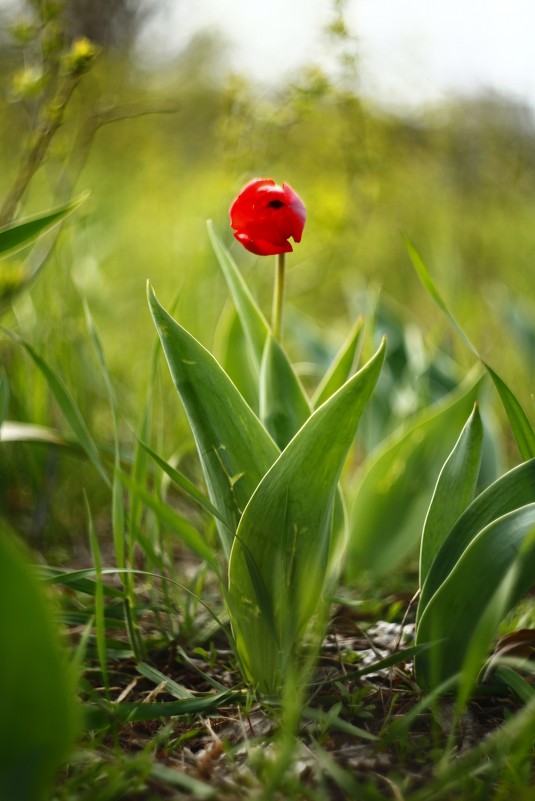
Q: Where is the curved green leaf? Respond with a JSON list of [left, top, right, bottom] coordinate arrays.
[[415, 504, 535, 689], [0, 532, 80, 801], [418, 457, 535, 616], [4, 331, 109, 486], [346, 373, 483, 579], [312, 316, 364, 408], [419, 403, 484, 589], [148, 284, 279, 557], [228, 339, 386, 692], [207, 221, 269, 367], [259, 333, 311, 449]]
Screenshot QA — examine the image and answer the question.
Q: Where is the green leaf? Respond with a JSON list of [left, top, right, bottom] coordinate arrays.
[[83, 691, 238, 729], [312, 317, 364, 408], [4, 331, 109, 486], [207, 221, 269, 368], [148, 284, 279, 558], [418, 457, 535, 618], [136, 662, 194, 699], [0, 531, 80, 801], [483, 362, 535, 460], [0, 420, 74, 447], [0, 370, 8, 424], [494, 664, 535, 704], [138, 437, 228, 525], [415, 506, 535, 689], [0, 193, 88, 259], [346, 373, 483, 579], [216, 308, 260, 412], [86, 494, 108, 692], [419, 403, 484, 589], [117, 471, 218, 570], [228, 340, 386, 692], [405, 234, 535, 461], [259, 334, 311, 449]]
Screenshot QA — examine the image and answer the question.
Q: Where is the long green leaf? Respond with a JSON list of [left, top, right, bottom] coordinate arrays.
[[483, 362, 535, 460], [312, 317, 364, 408], [138, 438, 227, 525], [207, 221, 269, 367], [346, 373, 483, 579], [0, 193, 88, 259], [419, 403, 484, 589], [0, 421, 73, 447], [148, 283, 279, 558], [86, 494, 109, 692], [415, 506, 535, 689], [4, 331, 109, 486], [228, 340, 386, 692], [405, 235, 535, 460], [419, 457, 535, 617], [0, 370, 8, 424], [117, 471, 218, 569], [259, 333, 311, 449], [83, 691, 238, 729], [0, 532, 80, 801]]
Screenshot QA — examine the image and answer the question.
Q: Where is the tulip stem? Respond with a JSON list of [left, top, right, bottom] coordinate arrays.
[[272, 252, 285, 341]]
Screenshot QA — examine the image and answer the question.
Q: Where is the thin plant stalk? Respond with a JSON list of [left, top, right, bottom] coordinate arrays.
[[271, 252, 285, 341]]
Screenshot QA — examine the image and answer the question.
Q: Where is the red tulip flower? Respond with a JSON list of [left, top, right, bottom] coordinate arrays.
[[230, 178, 306, 256]]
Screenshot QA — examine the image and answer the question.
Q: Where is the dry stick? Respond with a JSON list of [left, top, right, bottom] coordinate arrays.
[[0, 72, 81, 226]]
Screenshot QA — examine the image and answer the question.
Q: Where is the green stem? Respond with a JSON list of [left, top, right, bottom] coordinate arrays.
[[271, 252, 285, 341]]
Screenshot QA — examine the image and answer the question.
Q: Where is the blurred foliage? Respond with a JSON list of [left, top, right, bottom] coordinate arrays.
[[1, 3, 534, 550]]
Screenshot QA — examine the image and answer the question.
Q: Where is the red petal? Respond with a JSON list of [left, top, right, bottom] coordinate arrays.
[[233, 231, 293, 256]]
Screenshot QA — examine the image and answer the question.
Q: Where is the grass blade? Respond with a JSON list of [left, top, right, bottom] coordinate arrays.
[[405, 234, 535, 460], [4, 330, 109, 486]]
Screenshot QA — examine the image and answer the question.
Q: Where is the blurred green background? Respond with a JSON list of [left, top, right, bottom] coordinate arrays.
[[1, 0, 534, 555]]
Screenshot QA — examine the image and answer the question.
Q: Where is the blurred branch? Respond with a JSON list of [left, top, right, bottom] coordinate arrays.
[[57, 98, 181, 198], [0, 72, 82, 226]]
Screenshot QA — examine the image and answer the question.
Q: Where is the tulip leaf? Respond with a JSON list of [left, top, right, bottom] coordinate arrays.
[[207, 221, 269, 368], [405, 234, 535, 461], [482, 361, 535, 461], [415, 504, 535, 689], [0, 193, 88, 259], [346, 373, 483, 579], [419, 403, 484, 589], [418, 457, 535, 618], [259, 334, 311, 449], [147, 284, 279, 558], [228, 339, 385, 692], [217, 308, 260, 412], [312, 316, 364, 408], [0, 532, 80, 801]]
